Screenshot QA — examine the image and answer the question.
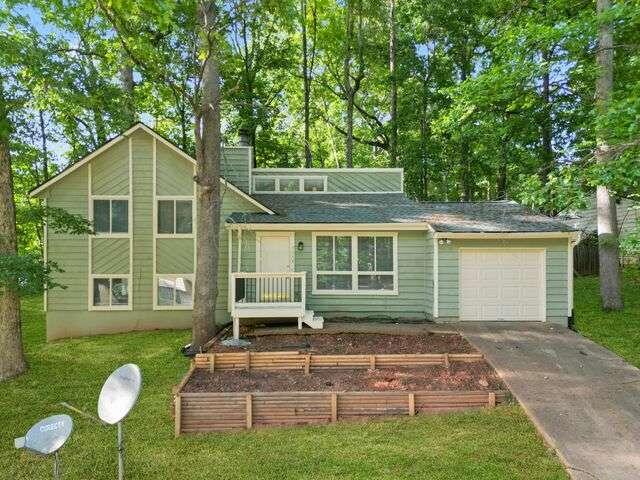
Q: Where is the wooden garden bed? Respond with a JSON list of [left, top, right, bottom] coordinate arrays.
[[193, 351, 485, 372], [174, 351, 508, 435]]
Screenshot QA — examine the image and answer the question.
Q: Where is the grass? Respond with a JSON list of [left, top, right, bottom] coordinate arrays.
[[573, 271, 640, 367], [0, 297, 567, 479]]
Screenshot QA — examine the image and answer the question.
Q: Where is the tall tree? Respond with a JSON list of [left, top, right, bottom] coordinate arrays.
[[99, 0, 225, 349], [0, 82, 27, 380], [388, 0, 398, 167], [341, 0, 365, 167], [300, 0, 317, 167], [595, 0, 623, 310]]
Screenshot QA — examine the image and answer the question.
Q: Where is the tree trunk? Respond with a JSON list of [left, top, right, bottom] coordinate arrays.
[[388, 0, 398, 167], [301, 0, 313, 167], [120, 57, 136, 125], [0, 91, 27, 380], [459, 52, 472, 201], [539, 48, 554, 182], [343, 0, 354, 168], [595, 0, 623, 310], [38, 109, 49, 182], [191, 1, 222, 350]]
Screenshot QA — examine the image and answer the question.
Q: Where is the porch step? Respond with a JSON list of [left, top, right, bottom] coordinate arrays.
[[300, 310, 324, 330]]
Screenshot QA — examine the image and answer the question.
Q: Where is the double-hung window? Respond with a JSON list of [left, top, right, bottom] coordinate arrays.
[[157, 199, 193, 236], [313, 233, 397, 294], [155, 275, 194, 309], [91, 276, 130, 309], [93, 198, 129, 235]]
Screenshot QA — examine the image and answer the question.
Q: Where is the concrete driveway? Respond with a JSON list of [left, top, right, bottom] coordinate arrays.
[[457, 322, 640, 480]]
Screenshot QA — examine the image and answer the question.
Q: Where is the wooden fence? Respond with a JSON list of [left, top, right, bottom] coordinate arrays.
[[193, 351, 485, 373]]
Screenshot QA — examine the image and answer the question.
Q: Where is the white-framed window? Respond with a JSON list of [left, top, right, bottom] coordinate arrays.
[[312, 233, 398, 295], [92, 197, 129, 235], [154, 274, 194, 310], [253, 176, 327, 193], [156, 197, 194, 236], [90, 275, 131, 310]]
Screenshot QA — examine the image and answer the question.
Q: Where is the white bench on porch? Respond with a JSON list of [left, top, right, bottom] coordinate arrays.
[[229, 271, 323, 340]]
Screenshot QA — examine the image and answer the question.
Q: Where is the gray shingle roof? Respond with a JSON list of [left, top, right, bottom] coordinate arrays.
[[226, 193, 574, 233]]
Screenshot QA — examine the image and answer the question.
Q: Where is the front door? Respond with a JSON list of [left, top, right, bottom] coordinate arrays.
[[257, 233, 294, 272], [256, 233, 294, 302]]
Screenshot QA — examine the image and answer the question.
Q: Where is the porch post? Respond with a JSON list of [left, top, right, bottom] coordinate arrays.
[[237, 227, 242, 272], [228, 228, 233, 312]]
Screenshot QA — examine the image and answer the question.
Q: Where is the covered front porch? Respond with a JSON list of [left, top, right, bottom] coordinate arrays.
[[227, 228, 323, 340]]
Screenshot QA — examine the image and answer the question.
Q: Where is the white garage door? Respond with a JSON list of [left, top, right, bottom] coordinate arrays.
[[459, 249, 545, 321]]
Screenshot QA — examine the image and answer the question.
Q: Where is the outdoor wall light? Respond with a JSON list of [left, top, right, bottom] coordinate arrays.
[[438, 239, 452, 245], [297, 241, 304, 251]]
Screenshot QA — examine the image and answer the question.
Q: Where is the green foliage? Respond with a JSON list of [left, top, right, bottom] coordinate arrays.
[[0, 253, 64, 296]]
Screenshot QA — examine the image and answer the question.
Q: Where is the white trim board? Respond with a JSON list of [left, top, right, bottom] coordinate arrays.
[[29, 123, 274, 215], [433, 231, 578, 239]]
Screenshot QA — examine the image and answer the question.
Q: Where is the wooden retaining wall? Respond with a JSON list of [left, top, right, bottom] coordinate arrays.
[[175, 389, 507, 435], [193, 351, 484, 372]]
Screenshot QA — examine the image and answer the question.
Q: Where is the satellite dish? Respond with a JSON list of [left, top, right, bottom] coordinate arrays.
[[14, 414, 73, 456], [15, 414, 73, 479], [97, 364, 142, 480], [98, 363, 142, 425]]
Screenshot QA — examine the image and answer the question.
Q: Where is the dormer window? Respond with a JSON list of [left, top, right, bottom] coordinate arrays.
[[253, 176, 327, 193]]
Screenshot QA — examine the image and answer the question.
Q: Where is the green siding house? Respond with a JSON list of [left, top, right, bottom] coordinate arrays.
[[32, 123, 578, 340]]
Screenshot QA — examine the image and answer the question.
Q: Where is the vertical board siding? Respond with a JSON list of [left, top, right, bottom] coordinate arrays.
[[43, 128, 263, 338], [131, 130, 154, 311], [45, 168, 89, 311], [156, 239, 194, 274], [91, 140, 129, 195], [251, 170, 403, 192], [92, 238, 130, 274], [221, 148, 251, 192], [437, 238, 568, 321], [156, 142, 194, 196]]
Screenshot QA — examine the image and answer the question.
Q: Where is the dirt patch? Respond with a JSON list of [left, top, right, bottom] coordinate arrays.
[[209, 333, 475, 354], [183, 362, 504, 393]]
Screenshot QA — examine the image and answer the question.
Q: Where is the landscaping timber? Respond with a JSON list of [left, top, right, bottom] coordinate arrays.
[[193, 352, 484, 372]]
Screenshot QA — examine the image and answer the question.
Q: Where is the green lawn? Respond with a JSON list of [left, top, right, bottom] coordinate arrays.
[[573, 272, 640, 367], [0, 297, 567, 479]]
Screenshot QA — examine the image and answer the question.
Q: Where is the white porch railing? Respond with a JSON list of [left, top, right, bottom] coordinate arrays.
[[230, 272, 306, 339]]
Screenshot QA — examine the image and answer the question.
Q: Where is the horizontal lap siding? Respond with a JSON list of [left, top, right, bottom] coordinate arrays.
[[438, 238, 568, 320], [221, 148, 250, 192], [91, 140, 129, 195], [217, 189, 264, 320], [156, 143, 194, 196], [297, 231, 428, 318], [251, 170, 402, 192], [45, 168, 89, 311], [93, 238, 130, 274], [425, 234, 434, 318]]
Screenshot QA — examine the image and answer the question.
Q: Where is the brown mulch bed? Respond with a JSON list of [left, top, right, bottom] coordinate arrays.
[[209, 333, 475, 354], [183, 363, 504, 393]]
